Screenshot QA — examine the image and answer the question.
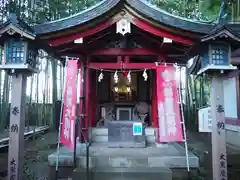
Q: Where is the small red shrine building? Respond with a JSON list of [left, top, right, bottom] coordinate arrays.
[[3, 0, 240, 178], [32, 0, 240, 142]]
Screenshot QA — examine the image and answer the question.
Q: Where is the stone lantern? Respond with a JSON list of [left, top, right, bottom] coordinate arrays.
[[196, 24, 240, 180], [0, 13, 39, 180], [0, 14, 38, 74], [2, 38, 38, 72], [197, 35, 237, 75]]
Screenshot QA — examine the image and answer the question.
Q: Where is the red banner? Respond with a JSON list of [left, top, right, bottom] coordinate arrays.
[[61, 60, 78, 150], [156, 65, 183, 142]]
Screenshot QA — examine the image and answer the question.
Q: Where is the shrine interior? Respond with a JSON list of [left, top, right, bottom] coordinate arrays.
[[94, 68, 153, 127]]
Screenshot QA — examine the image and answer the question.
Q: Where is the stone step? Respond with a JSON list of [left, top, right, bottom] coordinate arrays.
[[72, 167, 172, 180], [91, 135, 155, 143], [76, 156, 199, 169], [91, 128, 156, 143], [92, 128, 155, 136], [48, 143, 199, 169]]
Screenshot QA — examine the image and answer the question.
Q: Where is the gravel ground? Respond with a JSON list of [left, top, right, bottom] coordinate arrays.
[[1, 130, 240, 180], [182, 131, 240, 180], [0, 131, 58, 180], [24, 131, 59, 180]]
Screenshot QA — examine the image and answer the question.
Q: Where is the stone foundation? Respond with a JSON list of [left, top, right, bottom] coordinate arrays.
[[48, 142, 199, 169], [72, 167, 172, 180]]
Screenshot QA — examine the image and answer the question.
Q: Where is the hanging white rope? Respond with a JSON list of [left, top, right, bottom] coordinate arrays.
[[88, 62, 185, 72], [89, 67, 148, 73], [114, 71, 119, 83]]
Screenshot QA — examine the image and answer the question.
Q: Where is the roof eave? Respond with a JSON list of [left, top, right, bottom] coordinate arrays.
[[0, 24, 36, 40], [33, 0, 215, 36], [201, 28, 240, 42], [126, 0, 213, 34], [33, 0, 121, 35]]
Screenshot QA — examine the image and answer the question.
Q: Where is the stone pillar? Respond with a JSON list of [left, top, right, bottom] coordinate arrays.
[[210, 74, 228, 180], [8, 74, 27, 180]]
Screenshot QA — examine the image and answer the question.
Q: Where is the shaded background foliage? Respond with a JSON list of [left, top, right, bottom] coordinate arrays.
[[1, 0, 239, 24]]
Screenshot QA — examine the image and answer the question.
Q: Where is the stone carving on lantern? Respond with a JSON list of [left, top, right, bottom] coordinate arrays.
[[116, 18, 131, 36]]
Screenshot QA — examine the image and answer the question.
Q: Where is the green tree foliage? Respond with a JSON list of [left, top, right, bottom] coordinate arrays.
[[0, 0, 240, 24], [33, 0, 101, 23], [0, 0, 102, 24], [149, 0, 240, 22]]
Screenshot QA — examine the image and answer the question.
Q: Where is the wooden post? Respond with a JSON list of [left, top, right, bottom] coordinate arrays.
[[151, 70, 157, 128], [210, 74, 228, 180], [79, 62, 84, 143], [84, 60, 90, 140], [8, 74, 27, 180]]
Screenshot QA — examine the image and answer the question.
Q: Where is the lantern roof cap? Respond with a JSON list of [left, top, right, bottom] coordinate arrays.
[[201, 23, 240, 42], [0, 13, 36, 40]]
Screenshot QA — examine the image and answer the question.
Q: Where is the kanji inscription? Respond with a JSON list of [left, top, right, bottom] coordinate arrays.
[[217, 121, 225, 135], [216, 104, 224, 113], [11, 106, 19, 116], [10, 124, 18, 133], [63, 84, 74, 142], [156, 65, 183, 143], [9, 158, 16, 180], [210, 76, 228, 180], [219, 151, 227, 180]]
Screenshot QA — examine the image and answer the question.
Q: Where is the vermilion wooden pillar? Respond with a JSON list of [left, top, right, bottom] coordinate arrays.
[[88, 69, 92, 128], [78, 61, 84, 142], [151, 70, 158, 128], [90, 71, 97, 127], [89, 69, 97, 127], [84, 59, 90, 140]]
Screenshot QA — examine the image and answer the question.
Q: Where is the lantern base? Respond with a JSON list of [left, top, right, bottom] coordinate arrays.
[[197, 64, 237, 75], [0, 64, 39, 75]]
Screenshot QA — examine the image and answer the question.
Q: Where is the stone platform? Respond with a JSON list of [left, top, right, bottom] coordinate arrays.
[[48, 143, 199, 168], [72, 167, 172, 180]]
